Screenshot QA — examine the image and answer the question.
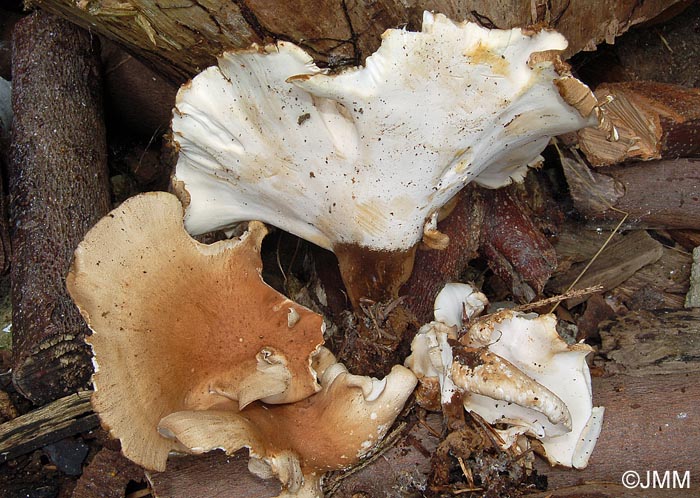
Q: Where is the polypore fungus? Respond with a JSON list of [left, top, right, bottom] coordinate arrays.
[[406, 283, 604, 468], [171, 11, 602, 305], [159, 347, 417, 497], [66, 192, 326, 471]]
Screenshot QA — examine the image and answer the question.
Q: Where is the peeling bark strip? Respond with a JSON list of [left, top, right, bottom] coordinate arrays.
[[29, 0, 685, 82], [9, 12, 111, 405], [479, 186, 557, 303]]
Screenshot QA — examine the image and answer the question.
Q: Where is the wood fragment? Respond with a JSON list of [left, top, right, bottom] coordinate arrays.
[[576, 293, 616, 341], [535, 372, 700, 492], [9, 12, 111, 404], [0, 391, 98, 464], [599, 309, 700, 376], [72, 448, 146, 498], [578, 82, 700, 167], [548, 230, 664, 307], [479, 185, 557, 303], [563, 156, 700, 230], [612, 245, 690, 310]]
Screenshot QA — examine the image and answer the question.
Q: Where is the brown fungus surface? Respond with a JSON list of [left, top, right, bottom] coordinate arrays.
[[66, 192, 325, 472]]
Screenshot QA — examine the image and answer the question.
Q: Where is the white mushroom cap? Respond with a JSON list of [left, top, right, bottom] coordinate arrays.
[[158, 348, 417, 497], [406, 283, 604, 468], [464, 310, 604, 468], [433, 282, 488, 327], [172, 12, 596, 254], [66, 192, 326, 471]]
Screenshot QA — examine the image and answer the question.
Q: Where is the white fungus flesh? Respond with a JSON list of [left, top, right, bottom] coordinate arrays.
[[406, 283, 604, 469], [172, 12, 598, 253]]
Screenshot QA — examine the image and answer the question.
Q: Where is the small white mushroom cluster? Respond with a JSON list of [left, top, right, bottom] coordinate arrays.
[[406, 283, 604, 468]]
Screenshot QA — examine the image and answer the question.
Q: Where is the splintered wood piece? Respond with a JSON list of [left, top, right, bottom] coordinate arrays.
[[578, 82, 700, 167], [686, 246, 700, 308], [612, 245, 691, 310], [563, 155, 700, 230], [548, 230, 664, 307], [553, 223, 618, 274], [0, 391, 98, 464], [599, 309, 700, 376], [29, 0, 686, 82], [9, 11, 111, 405]]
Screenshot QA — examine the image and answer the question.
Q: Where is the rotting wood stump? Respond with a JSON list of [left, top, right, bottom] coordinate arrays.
[[9, 11, 111, 405]]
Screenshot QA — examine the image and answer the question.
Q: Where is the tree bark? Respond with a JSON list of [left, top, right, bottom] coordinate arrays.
[[28, 0, 686, 83], [9, 12, 111, 405]]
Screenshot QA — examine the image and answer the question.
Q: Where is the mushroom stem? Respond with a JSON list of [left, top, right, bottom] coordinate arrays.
[[334, 243, 417, 309]]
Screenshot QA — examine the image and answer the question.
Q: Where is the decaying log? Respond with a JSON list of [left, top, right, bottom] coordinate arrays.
[[0, 391, 98, 464], [28, 0, 686, 82], [141, 371, 700, 497], [599, 309, 700, 376], [563, 154, 700, 230], [147, 451, 282, 498], [72, 448, 145, 498], [548, 230, 664, 307], [527, 482, 697, 498], [578, 82, 700, 167], [613, 1, 700, 89], [0, 78, 11, 276], [9, 12, 111, 405]]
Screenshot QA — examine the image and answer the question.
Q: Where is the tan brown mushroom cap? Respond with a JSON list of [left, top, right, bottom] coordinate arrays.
[[66, 192, 325, 471], [159, 350, 417, 496]]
